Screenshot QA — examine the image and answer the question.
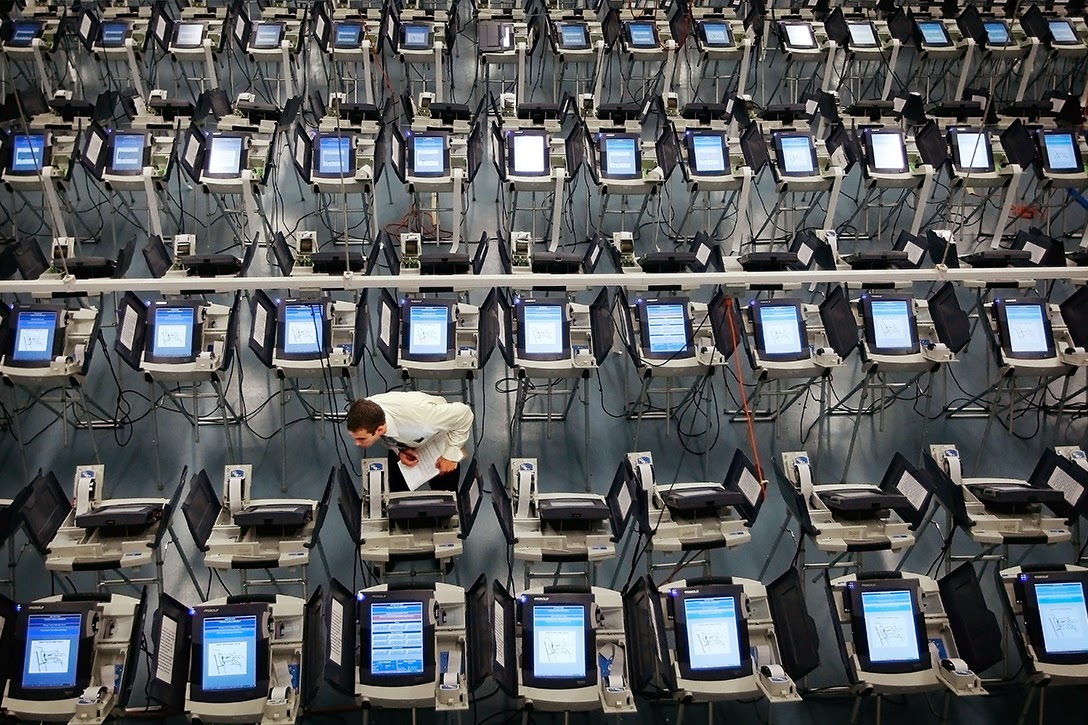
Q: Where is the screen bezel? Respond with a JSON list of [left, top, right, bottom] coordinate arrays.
[[8, 132, 50, 175], [685, 130, 730, 177], [249, 21, 285, 50], [863, 128, 909, 174], [598, 132, 642, 180], [948, 127, 995, 175], [107, 132, 151, 176], [779, 20, 818, 50], [1049, 19, 1080, 46], [993, 298, 1056, 360], [697, 19, 734, 48], [8, 603, 96, 700], [507, 129, 550, 178], [357, 590, 436, 687], [671, 584, 753, 681], [399, 298, 457, 363], [983, 20, 1012, 46], [144, 302, 203, 364], [847, 21, 879, 48], [97, 20, 132, 48], [555, 21, 591, 50], [773, 132, 819, 177], [1018, 570, 1088, 665], [917, 19, 953, 47], [406, 131, 450, 178], [637, 297, 695, 360], [188, 604, 271, 704], [520, 593, 597, 690], [202, 133, 248, 179], [515, 299, 571, 362], [7, 20, 46, 47], [625, 20, 660, 49], [860, 294, 920, 355], [6, 305, 63, 368], [332, 21, 364, 49], [400, 21, 434, 50], [276, 299, 331, 361], [848, 579, 930, 675], [171, 21, 206, 49], [1038, 129, 1083, 175], [312, 133, 356, 178], [750, 299, 810, 362]]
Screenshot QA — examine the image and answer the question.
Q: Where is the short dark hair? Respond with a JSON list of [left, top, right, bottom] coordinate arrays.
[[346, 399, 385, 433]]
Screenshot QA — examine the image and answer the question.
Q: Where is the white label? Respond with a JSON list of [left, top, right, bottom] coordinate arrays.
[[493, 602, 506, 668], [120, 305, 138, 351], [896, 471, 929, 512], [695, 245, 710, 267], [467, 481, 480, 517], [380, 303, 392, 345], [184, 137, 200, 169], [87, 134, 103, 168], [1046, 467, 1084, 507], [155, 616, 177, 683], [738, 467, 762, 507], [330, 599, 344, 663], [253, 304, 268, 345], [1024, 241, 1046, 265], [496, 302, 508, 352], [617, 482, 632, 520], [905, 240, 924, 266], [797, 244, 814, 267]]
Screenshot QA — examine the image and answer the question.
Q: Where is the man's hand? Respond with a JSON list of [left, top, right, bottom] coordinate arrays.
[[399, 449, 420, 467], [435, 456, 458, 474]]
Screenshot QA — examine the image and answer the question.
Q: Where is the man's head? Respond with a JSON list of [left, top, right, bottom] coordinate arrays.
[[346, 399, 386, 448]]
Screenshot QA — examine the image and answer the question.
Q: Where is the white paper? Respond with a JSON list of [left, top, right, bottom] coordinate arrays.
[[155, 616, 177, 683], [467, 481, 480, 517], [397, 434, 448, 491], [184, 138, 200, 170], [896, 472, 929, 512], [738, 468, 762, 507], [493, 602, 506, 668], [87, 134, 103, 168], [329, 600, 343, 664], [380, 303, 392, 345], [905, 240, 925, 266], [254, 305, 268, 345], [496, 303, 508, 353], [1045, 467, 1084, 507], [797, 244, 813, 267], [616, 483, 632, 521], [695, 244, 711, 267], [119, 307, 138, 351]]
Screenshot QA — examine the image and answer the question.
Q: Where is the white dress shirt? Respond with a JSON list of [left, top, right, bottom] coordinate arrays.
[[367, 391, 474, 462]]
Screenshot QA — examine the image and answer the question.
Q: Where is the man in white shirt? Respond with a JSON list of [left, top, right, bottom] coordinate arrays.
[[346, 391, 474, 492]]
